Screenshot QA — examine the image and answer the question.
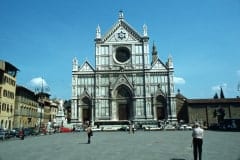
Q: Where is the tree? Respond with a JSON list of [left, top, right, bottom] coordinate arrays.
[[213, 93, 219, 99], [220, 87, 225, 99]]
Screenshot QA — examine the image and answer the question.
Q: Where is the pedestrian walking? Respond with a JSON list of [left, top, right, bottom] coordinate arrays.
[[86, 125, 93, 144], [132, 123, 135, 134], [192, 122, 204, 160]]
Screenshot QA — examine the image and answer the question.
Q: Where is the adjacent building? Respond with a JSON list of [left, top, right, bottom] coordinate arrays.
[[176, 90, 240, 128], [0, 60, 19, 130], [71, 11, 177, 125], [36, 92, 51, 128], [14, 85, 38, 128]]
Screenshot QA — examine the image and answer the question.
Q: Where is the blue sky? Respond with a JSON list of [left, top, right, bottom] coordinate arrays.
[[1, 0, 240, 100]]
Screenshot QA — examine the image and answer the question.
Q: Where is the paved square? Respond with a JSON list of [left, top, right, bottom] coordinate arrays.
[[0, 130, 239, 160]]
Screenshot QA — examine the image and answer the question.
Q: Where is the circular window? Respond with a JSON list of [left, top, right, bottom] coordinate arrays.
[[115, 47, 130, 63]]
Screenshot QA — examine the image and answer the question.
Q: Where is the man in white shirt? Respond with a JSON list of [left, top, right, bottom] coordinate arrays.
[[192, 122, 204, 160]]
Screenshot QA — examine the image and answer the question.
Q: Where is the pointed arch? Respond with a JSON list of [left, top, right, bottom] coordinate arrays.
[[154, 94, 167, 120], [78, 89, 93, 124], [113, 84, 134, 120]]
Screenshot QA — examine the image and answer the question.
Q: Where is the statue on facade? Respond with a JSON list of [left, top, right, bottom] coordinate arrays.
[[143, 24, 148, 37]]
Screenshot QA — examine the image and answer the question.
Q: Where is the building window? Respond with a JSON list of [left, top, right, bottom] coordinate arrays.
[[7, 104, 9, 112], [10, 105, 13, 113], [2, 103, 6, 111]]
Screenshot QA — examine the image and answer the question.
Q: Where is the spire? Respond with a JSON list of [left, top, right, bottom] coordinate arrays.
[[96, 24, 101, 39], [143, 24, 148, 37], [151, 42, 158, 64], [167, 54, 174, 69], [220, 87, 225, 99], [213, 92, 219, 99], [118, 10, 124, 21], [72, 57, 78, 71], [152, 42, 157, 55]]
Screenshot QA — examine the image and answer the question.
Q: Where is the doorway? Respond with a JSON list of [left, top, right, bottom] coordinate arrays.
[[116, 84, 133, 121], [156, 95, 166, 120], [118, 103, 129, 120], [81, 96, 92, 123]]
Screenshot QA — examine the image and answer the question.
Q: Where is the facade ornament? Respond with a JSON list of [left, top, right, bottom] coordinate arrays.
[[120, 66, 124, 72], [96, 24, 101, 39], [143, 24, 148, 37], [167, 54, 174, 69], [84, 85, 87, 91], [72, 57, 78, 71], [118, 10, 124, 20]]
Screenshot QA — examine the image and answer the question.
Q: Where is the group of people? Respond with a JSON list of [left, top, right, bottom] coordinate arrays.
[[84, 122, 204, 160]]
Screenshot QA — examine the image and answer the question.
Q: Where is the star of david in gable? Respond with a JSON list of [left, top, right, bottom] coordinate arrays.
[[118, 31, 126, 40]]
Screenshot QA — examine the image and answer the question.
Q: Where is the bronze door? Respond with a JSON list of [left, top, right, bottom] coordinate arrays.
[[157, 107, 165, 120], [82, 108, 91, 122], [118, 104, 128, 120]]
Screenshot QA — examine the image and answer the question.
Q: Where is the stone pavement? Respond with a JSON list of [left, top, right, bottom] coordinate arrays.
[[0, 130, 239, 160]]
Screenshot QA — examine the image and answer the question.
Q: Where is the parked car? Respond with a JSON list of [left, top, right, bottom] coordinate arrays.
[[60, 127, 72, 133], [178, 124, 192, 130], [0, 130, 11, 140], [74, 127, 84, 132], [0, 130, 5, 140]]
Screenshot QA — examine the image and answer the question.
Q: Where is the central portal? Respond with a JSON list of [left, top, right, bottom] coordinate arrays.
[[116, 84, 133, 121], [118, 103, 129, 120]]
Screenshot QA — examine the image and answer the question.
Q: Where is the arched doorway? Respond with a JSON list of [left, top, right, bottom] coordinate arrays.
[[116, 85, 133, 120], [156, 95, 166, 120], [81, 97, 92, 123]]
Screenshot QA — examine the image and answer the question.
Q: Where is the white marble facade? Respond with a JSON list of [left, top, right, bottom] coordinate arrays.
[[71, 11, 177, 125]]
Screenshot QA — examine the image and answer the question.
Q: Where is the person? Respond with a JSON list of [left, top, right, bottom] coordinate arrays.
[[86, 125, 92, 144], [192, 122, 204, 160], [19, 128, 25, 140], [128, 122, 132, 134], [132, 123, 135, 134]]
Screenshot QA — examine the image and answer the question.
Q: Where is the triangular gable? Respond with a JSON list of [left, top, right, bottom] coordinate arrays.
[[79, 89, 91, 98], [102, 20, 142, 43], [79, 87, 92, 105], [111, 74, 134, 91], [151, 59, 167, 70], [154, 84, 167, 98], [79, 61, 95, 72]]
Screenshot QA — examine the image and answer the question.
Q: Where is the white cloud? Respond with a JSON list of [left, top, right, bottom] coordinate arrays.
[[237, 70, 240, 77], [29, 77, 48, 87], [174, 77, 186, 85]]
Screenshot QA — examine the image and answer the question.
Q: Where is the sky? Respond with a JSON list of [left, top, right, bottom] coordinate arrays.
[[1, 0, 240, 100]]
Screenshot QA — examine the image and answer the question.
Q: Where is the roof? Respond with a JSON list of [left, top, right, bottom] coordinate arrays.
[[0, 60, 19, 72], [187, 98, 240, 104], [101, 13, 144, 43], [176, 93, 187, 100]]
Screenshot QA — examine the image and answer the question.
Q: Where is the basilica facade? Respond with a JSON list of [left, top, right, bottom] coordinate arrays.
[[71, 11, 177, 125]]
